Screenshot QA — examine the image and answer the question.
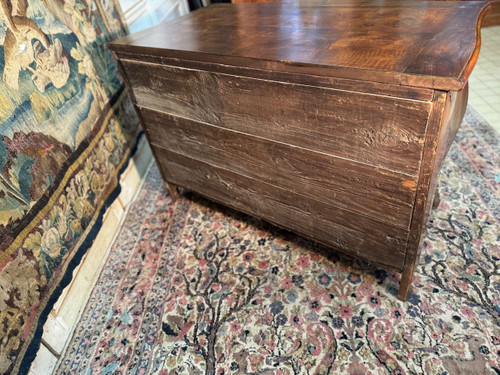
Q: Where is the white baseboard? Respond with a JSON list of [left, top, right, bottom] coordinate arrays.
[[30, 136, 153, 375]]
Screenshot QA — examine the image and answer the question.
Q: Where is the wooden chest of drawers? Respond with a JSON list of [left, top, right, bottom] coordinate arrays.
[[109, 0, 490, 300]]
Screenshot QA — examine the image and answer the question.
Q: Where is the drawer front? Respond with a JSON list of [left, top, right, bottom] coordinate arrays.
[[152, 145, 408, 271], [142, 108, 417, 230], [121, 59, 431, 176]]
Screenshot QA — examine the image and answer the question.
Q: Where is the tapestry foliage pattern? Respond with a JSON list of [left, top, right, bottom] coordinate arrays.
[[0, 0, 140, 372]]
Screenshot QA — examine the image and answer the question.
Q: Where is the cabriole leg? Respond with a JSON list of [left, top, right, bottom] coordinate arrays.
[[432, 183, 441, 209], [165, 181, 180, 201], [398, 263, 416, 301]]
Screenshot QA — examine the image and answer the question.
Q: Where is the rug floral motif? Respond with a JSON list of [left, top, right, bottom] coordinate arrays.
[[57, 108, 499, 375], [0, 0, 139, 372]]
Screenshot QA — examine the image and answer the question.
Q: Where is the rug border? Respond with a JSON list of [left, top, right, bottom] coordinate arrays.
[[16, 94, 143, 375]]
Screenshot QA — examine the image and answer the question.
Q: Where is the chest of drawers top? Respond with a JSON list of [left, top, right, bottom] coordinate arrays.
[[109, 0, 489, 91]]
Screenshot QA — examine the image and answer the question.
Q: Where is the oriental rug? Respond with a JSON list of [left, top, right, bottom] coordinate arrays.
[[56, 107, 499, 375], [0, 0, 140, 373]]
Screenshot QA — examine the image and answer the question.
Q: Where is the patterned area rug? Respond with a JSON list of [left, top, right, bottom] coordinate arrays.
[[56, 108, 500, 375]]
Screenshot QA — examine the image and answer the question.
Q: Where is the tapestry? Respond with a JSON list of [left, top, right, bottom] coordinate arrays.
[[0, 0, 140, 372], [56, 108, 500, 375]]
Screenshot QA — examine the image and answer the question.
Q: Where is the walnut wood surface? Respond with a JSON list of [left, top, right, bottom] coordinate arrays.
[[398, 85, 467, 300], [483, 1, 500, 26], [440, 0, 500, 27], [398, 92, 448, 300], [111, 0, 487, 300], [115, 51, 435, 101], [152, 146, 408, 270], [108, 0, 490, 90], [142, 108, 418, 228], [124, 60, 431, 175]]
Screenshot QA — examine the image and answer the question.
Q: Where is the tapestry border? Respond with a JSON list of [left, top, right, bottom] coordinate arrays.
[[14, 91, 142, 375]]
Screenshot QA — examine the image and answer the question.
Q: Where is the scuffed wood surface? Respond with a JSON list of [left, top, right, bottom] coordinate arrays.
[[110, 0, 485, 300], [143, 107, 418, 229], [115, 51, 435, 101], [124, 60, 431, 175], [153, 146, 408, 271]]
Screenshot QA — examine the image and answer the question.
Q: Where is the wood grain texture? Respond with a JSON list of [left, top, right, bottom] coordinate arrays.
[[483, 0, 500, 26], [398, 89, 458, 300], [108, 0, 491, 90], [432, 0, 500, 27], [115, 51, 435, 101], [143, 108, 419, 228], [110, 0, 488, 300], [123, 60, 431, 175], [152, 146, 408, 270]]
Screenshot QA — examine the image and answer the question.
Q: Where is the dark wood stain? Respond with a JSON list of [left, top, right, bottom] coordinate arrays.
[[115, 51, 435, 101], [109, 0, 490, 90], [153, 146, 408, 270], [143, 107, 418, 228], [483, 0, 500, 26], [109, 0, 489, 300], [124, 61, 432, 175]]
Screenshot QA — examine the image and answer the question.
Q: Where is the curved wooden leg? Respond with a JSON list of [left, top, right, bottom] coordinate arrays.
[[165, 181, 180, 201], [398, 263, 416, 301], [432, 183, 440, 209]]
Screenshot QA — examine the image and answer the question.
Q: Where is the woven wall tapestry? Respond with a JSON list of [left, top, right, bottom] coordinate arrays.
[[0, 0, 140, 372]]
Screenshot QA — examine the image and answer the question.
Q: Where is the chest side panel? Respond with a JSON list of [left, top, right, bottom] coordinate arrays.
[[119, 58, 436, 271], [152, 147, 408, 270], [143, 109, 417, 229], [123, 59, 431, 176]]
